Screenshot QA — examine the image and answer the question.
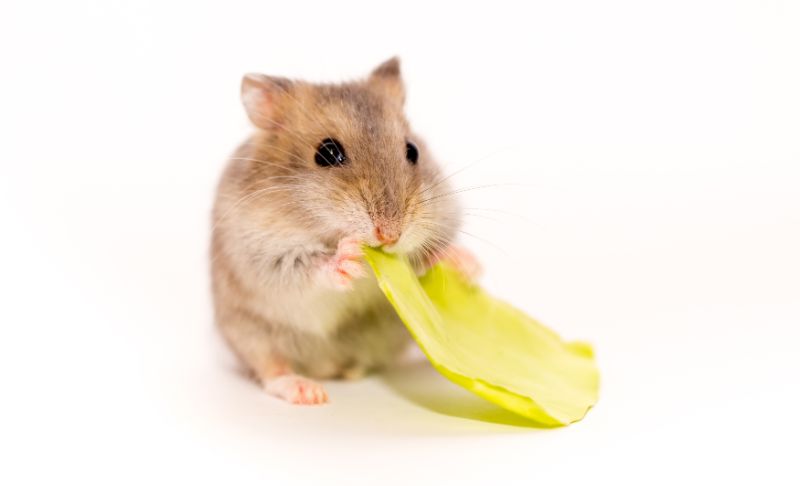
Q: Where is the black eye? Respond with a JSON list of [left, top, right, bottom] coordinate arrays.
[[315, 138, 347, 167], [406, 141, 419, 165]]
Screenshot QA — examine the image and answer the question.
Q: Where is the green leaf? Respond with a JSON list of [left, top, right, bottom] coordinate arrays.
[[363, 247, 600, 426]]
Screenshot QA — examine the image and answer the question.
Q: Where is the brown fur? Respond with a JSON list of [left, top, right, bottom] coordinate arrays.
[[210, 57, 463, 402]]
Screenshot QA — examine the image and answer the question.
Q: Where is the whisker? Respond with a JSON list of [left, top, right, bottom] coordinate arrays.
[[417, 145, 518, 198], [462, 212, 504, 224], [416, 183, 526, 207], [457, 229, 508, 255]]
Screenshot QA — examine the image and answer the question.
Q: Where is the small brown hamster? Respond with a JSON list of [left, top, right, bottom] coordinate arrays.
[[211, 57, 481, 404]]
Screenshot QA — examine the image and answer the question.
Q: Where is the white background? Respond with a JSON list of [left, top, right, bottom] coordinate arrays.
[[1, 1, 799, 484]]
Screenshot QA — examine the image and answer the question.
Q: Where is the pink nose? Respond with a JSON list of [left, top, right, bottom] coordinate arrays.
[[374, 226, 399, 245]]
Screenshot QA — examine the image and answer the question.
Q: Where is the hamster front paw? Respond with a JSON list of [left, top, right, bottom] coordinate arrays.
[[318, 236, 365, 290], [264, 374, 329, 405]]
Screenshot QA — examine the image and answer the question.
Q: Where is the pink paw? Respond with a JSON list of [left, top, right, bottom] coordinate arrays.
[[321, 236, 365, 290], [437, 244, 482, 281], [264, 374, 329, 405]]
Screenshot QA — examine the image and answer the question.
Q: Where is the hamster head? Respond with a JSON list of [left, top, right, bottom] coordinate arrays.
[[239, 57, 461, 260]]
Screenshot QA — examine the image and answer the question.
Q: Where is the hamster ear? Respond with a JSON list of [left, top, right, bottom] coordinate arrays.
[[369, 57, 405, 105], [371, 56, 401, 78], [241, 73, 291, 130]]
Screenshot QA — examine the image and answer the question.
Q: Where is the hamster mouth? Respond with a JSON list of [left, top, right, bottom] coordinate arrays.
[[364, 236, 400, 253], [377, 232, 419, 255]]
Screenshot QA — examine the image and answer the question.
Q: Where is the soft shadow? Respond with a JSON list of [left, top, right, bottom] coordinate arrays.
[[210, 334, 551, 435], [381, 359, 553, 429]]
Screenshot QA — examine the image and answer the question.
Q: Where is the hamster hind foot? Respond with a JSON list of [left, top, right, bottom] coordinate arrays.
[[264, 374, 329, 405]]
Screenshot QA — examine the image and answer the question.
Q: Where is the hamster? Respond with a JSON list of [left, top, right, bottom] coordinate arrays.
[[211, 57, 480, 405]]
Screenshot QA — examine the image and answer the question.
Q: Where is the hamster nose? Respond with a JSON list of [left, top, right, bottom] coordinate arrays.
[[374, 226, 399, 245]]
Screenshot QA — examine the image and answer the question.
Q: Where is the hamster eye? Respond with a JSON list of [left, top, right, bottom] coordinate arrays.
[[406, 141, 419, 165], [315, 138, 347, 167]]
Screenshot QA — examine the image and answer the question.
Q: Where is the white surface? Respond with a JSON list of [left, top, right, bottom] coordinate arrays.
[[1, 1, 799, 484]]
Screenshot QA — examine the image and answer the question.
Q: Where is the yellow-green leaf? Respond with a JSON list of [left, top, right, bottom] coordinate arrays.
[[363, 247, 600, 426]]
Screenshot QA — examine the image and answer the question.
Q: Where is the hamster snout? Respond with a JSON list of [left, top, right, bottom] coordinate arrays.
[[211, 57, 475, 405], [373, 223, 398, 246]]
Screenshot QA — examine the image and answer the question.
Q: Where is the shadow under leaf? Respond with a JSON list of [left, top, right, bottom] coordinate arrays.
[[381, 359, 553, 429]]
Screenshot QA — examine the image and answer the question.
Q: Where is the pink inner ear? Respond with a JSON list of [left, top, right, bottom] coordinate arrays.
[[242, 74, 277, 129]]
